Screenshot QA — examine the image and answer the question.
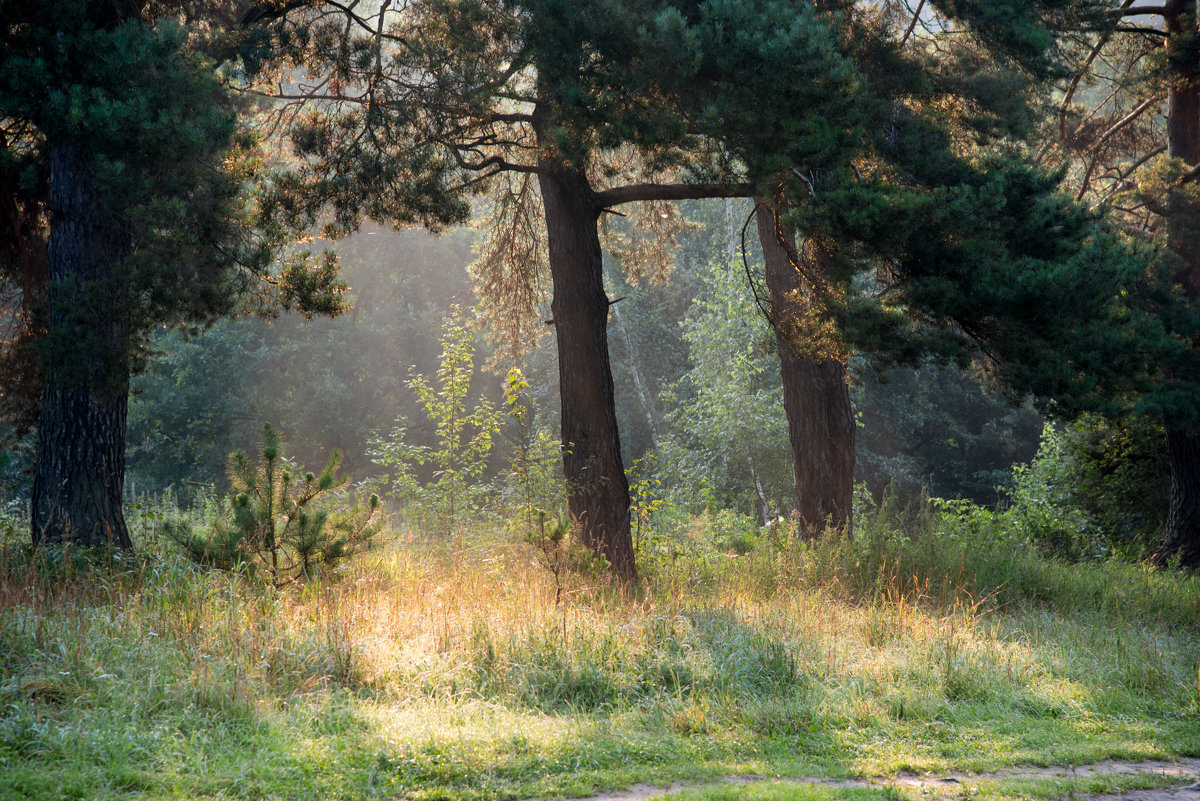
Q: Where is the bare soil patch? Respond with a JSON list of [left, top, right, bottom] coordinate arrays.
[[549, 759, 1200, 801]]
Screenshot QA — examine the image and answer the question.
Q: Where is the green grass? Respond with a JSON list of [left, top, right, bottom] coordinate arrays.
[[1, 501, 1198, 800], [647, 773, 1197, 801]]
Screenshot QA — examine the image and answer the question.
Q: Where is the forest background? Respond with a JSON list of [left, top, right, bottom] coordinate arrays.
[[2, 1, 1200, 799]]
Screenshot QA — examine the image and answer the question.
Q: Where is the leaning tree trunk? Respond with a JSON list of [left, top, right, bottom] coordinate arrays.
[[1158, 0, 1200, 568], [31, 145, 132, 549], [536, 159, 636, 581], [755, 197, 854, 535]]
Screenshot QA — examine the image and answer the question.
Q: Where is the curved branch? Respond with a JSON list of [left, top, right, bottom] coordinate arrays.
[[901, 0, 927, 47], [1060, 0, 1135, 141], [593, 181, 752, 208], [445, 148, 545, 176], [1107, 4, 1168, 17], [740, 196, 775, 324]]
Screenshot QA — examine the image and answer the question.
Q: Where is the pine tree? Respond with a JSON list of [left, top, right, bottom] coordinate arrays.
[[170, 423, 383, 584], [648, 0, 1145, 534], [1028, 0, 1200, 566], [246, 0, 864, 580], [756, 200, 855, 532], [0, 1, 345, 547]]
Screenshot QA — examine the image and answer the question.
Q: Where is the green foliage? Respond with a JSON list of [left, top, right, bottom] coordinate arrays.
[[501, 368, 565, 538], [127, 321, 267, 490], [524, 513, 572, 607], [0, 497, 26, 547], [658, 258, 791, 517], [1005, 417, 1169, 561], [628, 452, 667, 560], [0, 1, 347, 387], [1045, 8, 1200, 438], [811, 152, 1161, 420], [640, 0, 871, 180], [370, 306, 500, 535], [927, 0, 1110, 81], [853, 358, 1044, 505], [169, 424, 383, 584]]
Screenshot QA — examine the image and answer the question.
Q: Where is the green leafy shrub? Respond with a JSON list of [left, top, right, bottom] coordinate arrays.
[[524, 514, 573, 606], [500, 367, 566, 538], [628, 452, 667, 559], [658, 258, 792, 518], [1005, 417, 1168, 561], [370, 306, 500, 535]]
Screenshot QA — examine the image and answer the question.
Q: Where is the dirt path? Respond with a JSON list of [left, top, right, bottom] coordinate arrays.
[[550, 759, 1200, 801]]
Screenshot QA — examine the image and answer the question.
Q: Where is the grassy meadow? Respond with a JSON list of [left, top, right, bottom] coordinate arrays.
[[1, 500, 1199, 801]]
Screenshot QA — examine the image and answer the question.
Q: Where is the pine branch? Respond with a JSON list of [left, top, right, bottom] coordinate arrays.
[[1076, 94, 1163, 200], [1106, 5, 1168, 17], [901, 0, 927, 46], [593, 182, 752, 208], [1059, 0, 1136, 141]]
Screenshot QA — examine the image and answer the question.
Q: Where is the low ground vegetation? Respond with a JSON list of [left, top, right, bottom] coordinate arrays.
[[0, 494, 1197, 800]]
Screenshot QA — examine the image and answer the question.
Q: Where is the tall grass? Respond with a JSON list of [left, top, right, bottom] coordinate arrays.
[[0, 499, 1198, 800]]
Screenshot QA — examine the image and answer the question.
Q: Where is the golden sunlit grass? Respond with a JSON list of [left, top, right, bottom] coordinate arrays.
[[1, 505, 1198, 800]]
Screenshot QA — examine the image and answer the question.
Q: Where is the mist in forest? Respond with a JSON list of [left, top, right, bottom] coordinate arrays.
[[126, 225, 484, 494], [122, 201, 1047, 516]]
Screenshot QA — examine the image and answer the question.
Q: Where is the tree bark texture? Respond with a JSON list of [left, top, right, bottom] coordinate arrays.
[[31, 145, 132, 549], [1163, 427, 1200, 566], [537, 162, 636, 581], [755, 197, 855, 534], [1159, 0, 1200, 568]]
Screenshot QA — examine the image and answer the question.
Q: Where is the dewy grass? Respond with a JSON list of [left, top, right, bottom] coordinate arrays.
[[0, 503, 1198, 800], [646, 771, 1196, 801]]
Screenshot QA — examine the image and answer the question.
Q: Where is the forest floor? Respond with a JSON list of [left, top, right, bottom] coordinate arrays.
[[540, 759, 1200, 801], [2, 504, 1199, 800]]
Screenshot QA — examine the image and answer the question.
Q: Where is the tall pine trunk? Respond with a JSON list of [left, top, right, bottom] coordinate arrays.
[[31, 145, 132, 549], [755, 198, 854, 534], [536, 155, 636, 581], [1158, 0, 1200, 568]]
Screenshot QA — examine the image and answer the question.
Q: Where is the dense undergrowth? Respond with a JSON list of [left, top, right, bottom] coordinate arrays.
[[1, 499, 1198, 800]]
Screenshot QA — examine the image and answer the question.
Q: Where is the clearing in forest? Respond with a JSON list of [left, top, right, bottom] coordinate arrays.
[[1, 505, 1198, 800]]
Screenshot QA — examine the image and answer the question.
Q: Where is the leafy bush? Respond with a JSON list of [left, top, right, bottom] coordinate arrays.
[[370, 306, 500, 535], [499, 368, 566, 539], [658, 258, 792, 517], [1004, 417, 1168, 561]]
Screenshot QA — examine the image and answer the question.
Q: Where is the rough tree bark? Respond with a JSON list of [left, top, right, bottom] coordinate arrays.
[[532, 96, 636, 580], [538, 163, 636, 580], [1158, 0, 1200, 568], [526, 77, 754, 580], [31, 144, 133, 549], [755, 196, 855, 534]]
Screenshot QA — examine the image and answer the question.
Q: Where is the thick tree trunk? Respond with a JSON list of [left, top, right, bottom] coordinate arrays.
[[31, 145, 132, 549], [755, 197, 854, 534], [1159, 0, 1200, 568], [1162, 428, 1200, 566], [537, 161, 636, 581]]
